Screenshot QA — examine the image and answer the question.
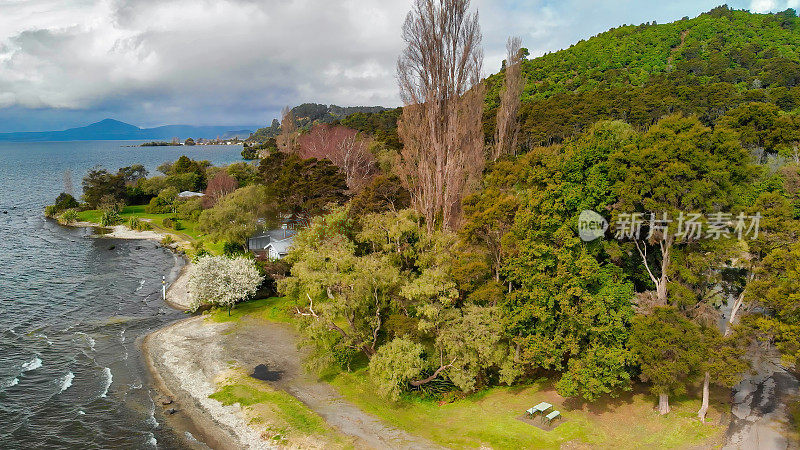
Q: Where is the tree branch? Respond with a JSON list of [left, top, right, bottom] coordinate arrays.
[[410, 359, 456, 387], [634, 239, 659, 285]]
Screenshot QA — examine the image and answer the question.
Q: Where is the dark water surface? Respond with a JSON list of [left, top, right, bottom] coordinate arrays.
[[0, 141, 242, 448]]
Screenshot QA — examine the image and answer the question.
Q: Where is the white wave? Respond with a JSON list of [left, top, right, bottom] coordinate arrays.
[[36, 334, 53, 345], [99, 367, 112, 397], [1, 377, 19, 389], [120, 329, 126, 343], [76, 332, 96, 351], [147, 405, 159, 428], [58, 372, 74, 393], [78, 410, 86, 415], [135, 279, 146, 292], [145, 433, 157, 447], [21, 356, 42, 372]]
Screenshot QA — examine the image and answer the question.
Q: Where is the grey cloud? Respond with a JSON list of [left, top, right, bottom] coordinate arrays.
[[0, 0, 785, 131]]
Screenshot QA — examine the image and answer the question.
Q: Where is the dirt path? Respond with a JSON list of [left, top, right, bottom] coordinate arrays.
[[723, 348, 799, 449], [145, 316, 441, 449]]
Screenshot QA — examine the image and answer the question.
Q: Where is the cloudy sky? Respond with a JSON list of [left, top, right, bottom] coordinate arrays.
[[0, 0, 795, 132]]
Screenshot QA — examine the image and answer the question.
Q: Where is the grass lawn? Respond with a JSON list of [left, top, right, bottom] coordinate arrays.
[[201, 296, 729, 449], [207, 297, 297, 324], [76, 205, 225, 256], [330, 371, 726, 449], [210, 369, 351, 448]]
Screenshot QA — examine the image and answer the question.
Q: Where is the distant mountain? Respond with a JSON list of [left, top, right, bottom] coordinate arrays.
[[0, 119, 256, 142]]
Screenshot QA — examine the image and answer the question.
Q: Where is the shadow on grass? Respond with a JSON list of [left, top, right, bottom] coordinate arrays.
[[209, 297, 296, 323], [561, 384, 644, 414]]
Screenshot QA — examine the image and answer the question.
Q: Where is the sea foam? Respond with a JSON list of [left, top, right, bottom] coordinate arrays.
[[100, 367, 112, 397], [58, 372, 74, 393], [21, 356, 42, 372], [77, 332, 95, 351], [1, 377, 19, 389]]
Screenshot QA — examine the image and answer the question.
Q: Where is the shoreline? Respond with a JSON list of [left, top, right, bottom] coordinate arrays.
[[70, 218, 218, 447], [141, 318, 258, 450], [69, 218, 435, 448], [141, 313, 440, 449], [73, 221, 170, 241], [71, 219, 194, 310]]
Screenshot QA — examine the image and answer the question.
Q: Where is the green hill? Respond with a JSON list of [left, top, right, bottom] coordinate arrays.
[[482, 5, 800, 146], [247, 103, 389, 143], [346, 6, 800, 151]]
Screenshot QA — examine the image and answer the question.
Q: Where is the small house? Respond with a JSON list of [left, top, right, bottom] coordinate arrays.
[[178, 191, 205, 198], [248, 227, 297, 260]]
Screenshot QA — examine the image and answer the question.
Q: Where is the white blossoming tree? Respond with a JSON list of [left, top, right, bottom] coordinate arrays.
[[188, 255, 263, 314]]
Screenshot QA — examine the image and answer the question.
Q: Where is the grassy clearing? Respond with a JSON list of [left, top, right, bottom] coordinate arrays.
[[790, 398, 800, 438], [329, 370, 726, 449], [207, 297, 297, 324], [76, 205, 224, 256], [212, 296, 728, 449], [210, 370, 350, 448]]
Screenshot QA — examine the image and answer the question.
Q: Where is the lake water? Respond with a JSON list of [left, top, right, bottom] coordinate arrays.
[[0, 141, 243, 448]]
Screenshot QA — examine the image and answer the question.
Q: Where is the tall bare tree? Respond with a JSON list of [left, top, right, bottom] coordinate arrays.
[[276, 106, 298, 153], [493, 36, 524, 160], [396, 0, 485, 231], [297, 123, 377, 193]]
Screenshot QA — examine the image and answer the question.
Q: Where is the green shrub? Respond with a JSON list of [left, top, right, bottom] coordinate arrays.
[[128, 217, 152, 232], [241, 146, 259, 160], [147, 195, 172, 214], [161, 235, 175, 247], [146, 187, 179, 214], [176, 198, 202, 221], [223, 241, 244, 256], [45, 193, 81, 218], [54, 193, 79, 211], [162, 217, 177, 228], [58, 209, 80, 225], [100, 211, 122, 226]]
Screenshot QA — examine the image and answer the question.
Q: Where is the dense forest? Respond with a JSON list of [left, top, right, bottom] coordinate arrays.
[[275, 5, 800, 417]]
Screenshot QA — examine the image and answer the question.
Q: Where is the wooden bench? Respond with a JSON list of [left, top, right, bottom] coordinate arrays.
[[544, 410, 561, 425]]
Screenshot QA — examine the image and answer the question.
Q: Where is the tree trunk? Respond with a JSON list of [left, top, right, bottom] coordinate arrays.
[[410, 362, 453, 387], [725, 289, 746, 337], [656, 239, 672, 305], [697, 371, 710, 422], [658, 393, 670, 415]]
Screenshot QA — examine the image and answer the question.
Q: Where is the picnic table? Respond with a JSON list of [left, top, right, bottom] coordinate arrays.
[[526, 402, 552, 417], [544, 410, 561, 424]]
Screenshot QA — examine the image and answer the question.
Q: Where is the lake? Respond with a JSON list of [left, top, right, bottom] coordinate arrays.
[[0, 141, 243, 448]]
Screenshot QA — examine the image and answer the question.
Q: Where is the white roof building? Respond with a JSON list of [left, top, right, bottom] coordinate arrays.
[[178, 191, 205, 198]]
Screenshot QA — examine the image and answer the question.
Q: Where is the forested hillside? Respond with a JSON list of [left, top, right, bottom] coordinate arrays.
[[343, 6, 800, 151], [274, 5, 800, 416], [248, 103, 388, 142], [482, 5, 800, 146]]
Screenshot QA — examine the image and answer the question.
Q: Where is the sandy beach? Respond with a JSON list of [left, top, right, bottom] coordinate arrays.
[[164, 261, 193, 310], [142, 313, 441, 449]]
